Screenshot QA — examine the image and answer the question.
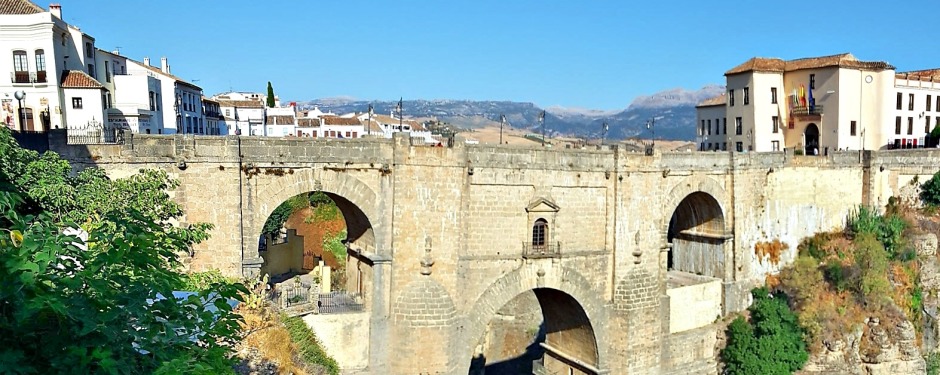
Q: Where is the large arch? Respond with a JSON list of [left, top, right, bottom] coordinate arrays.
[[664, 177, 730, 279], [464, 264, 609, 374], [244, 167, 382, 273]]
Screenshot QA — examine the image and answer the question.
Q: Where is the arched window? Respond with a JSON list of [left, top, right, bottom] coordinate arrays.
[[532, 218, 548, 249], [12, 50, 28, 83], [34, 49, 46, 83]]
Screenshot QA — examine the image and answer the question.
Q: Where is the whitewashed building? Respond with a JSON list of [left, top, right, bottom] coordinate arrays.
[[126, 56, 204, 134]]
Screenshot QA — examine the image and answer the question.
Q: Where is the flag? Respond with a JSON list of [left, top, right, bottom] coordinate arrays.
[[808, 84, 815, 111], [396, 97, 402, 114], [368, 104, 374, 115], [538, 110, 545, 122]]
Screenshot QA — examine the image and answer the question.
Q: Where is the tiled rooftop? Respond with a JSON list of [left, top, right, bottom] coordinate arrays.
[[696, 94, 726, 107], [0, 0, 43, 14], [60, 70, 104, 89], [897, 68, 940, 82], [726, 53, 894, 76]]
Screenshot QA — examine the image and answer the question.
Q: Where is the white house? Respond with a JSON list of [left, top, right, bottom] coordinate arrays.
[[126, 56, 204, 134]]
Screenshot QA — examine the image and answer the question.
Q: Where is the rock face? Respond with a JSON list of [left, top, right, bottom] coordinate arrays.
[[798, 319, 925, 375]]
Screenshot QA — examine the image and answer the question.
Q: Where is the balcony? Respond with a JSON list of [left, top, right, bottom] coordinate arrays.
[[11, 71, 29, 84], [791, 105, 824, 117], [35, 71, 46, 83], [522, 241, 561, 259]]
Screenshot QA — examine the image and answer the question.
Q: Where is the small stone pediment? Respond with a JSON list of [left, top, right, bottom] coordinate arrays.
[[526, 197, 560, 213]]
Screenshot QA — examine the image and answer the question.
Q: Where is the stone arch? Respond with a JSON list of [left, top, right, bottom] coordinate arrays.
[[464, 264, 609, 374], [664, 176, 730, 279], [244, 167, 381, 272]]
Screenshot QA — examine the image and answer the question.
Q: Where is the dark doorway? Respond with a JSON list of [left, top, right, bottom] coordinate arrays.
[[804, 123, 819, 155]]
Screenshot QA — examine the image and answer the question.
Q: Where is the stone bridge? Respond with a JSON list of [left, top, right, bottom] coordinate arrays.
[[49, 131, 940, 374]]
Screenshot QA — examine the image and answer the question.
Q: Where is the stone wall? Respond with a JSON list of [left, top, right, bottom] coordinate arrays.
[[47, 131, 940, 375]]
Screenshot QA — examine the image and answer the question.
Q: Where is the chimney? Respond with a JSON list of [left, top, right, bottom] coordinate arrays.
[[160, 57, 169, 74], [49, 3, 62, 19], [143, 57, 150, 66]]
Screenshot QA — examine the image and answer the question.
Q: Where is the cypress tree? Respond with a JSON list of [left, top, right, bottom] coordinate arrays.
[[266, 81, 276, 108]]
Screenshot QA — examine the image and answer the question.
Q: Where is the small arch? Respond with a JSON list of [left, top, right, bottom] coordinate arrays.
[[532, 218, 549, 248], [805, 123, 820, 155], [667, 191, 727, 278]]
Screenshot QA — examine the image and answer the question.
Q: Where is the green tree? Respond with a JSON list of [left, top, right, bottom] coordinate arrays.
[[0, 127, 246, 373], [922, 170, 940, 207], [266, 81, 276, 108], [721, 288, 809, 375]]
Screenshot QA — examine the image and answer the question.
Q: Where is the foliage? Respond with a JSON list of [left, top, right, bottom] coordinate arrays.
[[854, 233, 891, 306], [282, 315, 340, 375], [0, 191, 247, 374], [324, 229, 347, 268], [798, 232, 835, 260], [922, 170, 940, 207], [179, 270, 240, 292], [779, 256, 825, 307], [928, 351, 940, 375], [847, 205, 908, 259], [261, 193, 310, 237], [266, 82, 276, 108], [721, 288, 809, 375]]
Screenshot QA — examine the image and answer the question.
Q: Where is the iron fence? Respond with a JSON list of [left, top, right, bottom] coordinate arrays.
[[318, 291, 364, 314], [67, 128, 124, 145], [522, 241, 561, 259]]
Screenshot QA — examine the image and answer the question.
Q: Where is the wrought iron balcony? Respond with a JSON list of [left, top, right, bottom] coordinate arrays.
[[11, 71, 29, 84], [522, 241, 561, 259], [791, 105, 824, 116]]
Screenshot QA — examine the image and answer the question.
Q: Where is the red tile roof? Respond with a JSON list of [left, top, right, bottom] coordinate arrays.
[[726, 53, 894, 76], [323, 117, 361, 126], [216, 99, 263, 108], [897, 68, 940, 81], [60, 70, 104, 89], [0, 0, 43, 14], [297, 118, 319, 127], [696, 94, 726, 107], [266, 115, 295, 125]]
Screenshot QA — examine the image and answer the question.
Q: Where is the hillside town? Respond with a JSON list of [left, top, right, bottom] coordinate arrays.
[[0, 2, 440, 144]]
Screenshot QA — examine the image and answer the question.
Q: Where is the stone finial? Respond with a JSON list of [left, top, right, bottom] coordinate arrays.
[[633, 231, 643, 264], [420, 236, 434, 275]]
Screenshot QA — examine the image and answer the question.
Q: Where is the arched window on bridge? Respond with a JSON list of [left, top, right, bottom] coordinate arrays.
[[532, 218, 548, 251]]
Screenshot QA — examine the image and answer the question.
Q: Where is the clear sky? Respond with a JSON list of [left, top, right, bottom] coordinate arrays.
[[55, 0, 938, 110]]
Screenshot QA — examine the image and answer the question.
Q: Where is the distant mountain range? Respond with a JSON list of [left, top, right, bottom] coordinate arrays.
[[291, 85, 725, 141]]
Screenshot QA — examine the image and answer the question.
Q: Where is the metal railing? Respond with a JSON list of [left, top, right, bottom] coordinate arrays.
[[11, 71, 29, 84], [791, 105, 824, 116], [522, 241, 561, 259], [318, 292, 364, 314], [66, 128, 124, 145]]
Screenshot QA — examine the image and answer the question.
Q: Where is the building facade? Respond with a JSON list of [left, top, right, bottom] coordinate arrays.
[[697, 53, 940, 153]]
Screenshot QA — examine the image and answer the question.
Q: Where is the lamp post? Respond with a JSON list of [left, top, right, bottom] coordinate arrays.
[[367, 104, 374, 136], [601, 121, 608, 145], [499, 114, 506, 145], [646, 118, 656, 148], [538, 110, 546, 147], [14, 90, 25, 131]]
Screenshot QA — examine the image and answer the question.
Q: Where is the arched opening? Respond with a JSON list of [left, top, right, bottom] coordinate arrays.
[[258, 190, 374, 315], [532, 218, 548, 250], [469, 288, 600, 375], [667, 192, 726, 279], [804, 123, 820, 155]]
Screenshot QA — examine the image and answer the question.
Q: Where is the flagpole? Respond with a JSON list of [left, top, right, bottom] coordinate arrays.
[[398, 97, 403, 131], [499, 114, 505, 145], [540, 111, 546, 147], [367, 104, 373, 136]]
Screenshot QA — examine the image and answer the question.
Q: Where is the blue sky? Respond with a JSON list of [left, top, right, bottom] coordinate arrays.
[[57, 0, 938, 110]]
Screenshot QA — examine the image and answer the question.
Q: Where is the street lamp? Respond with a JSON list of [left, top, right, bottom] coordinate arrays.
[[367, 104, 374, 136], [601, 121, 609, 145], [13, 90, 25, 131], [538, 110, 546, 147]]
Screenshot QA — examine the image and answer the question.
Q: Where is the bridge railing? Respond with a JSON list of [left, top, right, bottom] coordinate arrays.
[[522, 241, 561, 259]]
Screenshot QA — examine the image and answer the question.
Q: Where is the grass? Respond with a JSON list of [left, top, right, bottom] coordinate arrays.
[[283, 315, 340, 375]]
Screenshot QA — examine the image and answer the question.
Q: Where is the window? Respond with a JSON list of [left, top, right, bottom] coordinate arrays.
[[225, 109, 230, 116], [155, 93, 160, 111], [87, 64, 95, 79], [149, 91, 155, 111], [728, 90, 735, 106], [927, 117, 932, 133], [929, 95, 934, 112], [909, 94, 915, 111], [735, 117, 742, 135], [772, 116, 779, 133], [34, 49, 46, 83], [700, 120, 705, 136], [771, 87, 778, 104], [532, 219, 548, 248], [937, 98, 940, 113], [743, 87, 750, 105], [772, 140, 780, 151], [908, 117, 914, 135], [85, 42, 93, 58], [716, 118, 721, 134], [851, 121, 857, 136], [12, 50, 28, 83], [809, 74, 816, 90], [736, 142, 743, 152], [71, 97, 83, 109], [895, 116, 902, 134], [707, 119, 712, 135], [104, 61, 110, 83], [722, 142, 727, 151], [897, 93, 903, 110], [723, 118, 727, 134]]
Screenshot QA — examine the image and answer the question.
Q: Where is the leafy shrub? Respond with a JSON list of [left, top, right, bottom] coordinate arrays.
[[282, 315, 339, 375], [721, 288, 809, 375], [798, 232, 833, 260], [847, 205, 908, 259], [922, 170, 940, 207], [854, 233, 891, 306], [779, 256, 824, 306], [928, 351, 940, 375], [179, 270, 240, 292]]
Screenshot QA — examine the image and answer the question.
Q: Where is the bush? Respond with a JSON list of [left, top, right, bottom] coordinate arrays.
[[779, 256, 824, 306], [721, 288, 809, 375], [847, 205, 908, 259], [854, 233, 891, 305], [922, 170, 940, 207], [282, 316, 339, 375]]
